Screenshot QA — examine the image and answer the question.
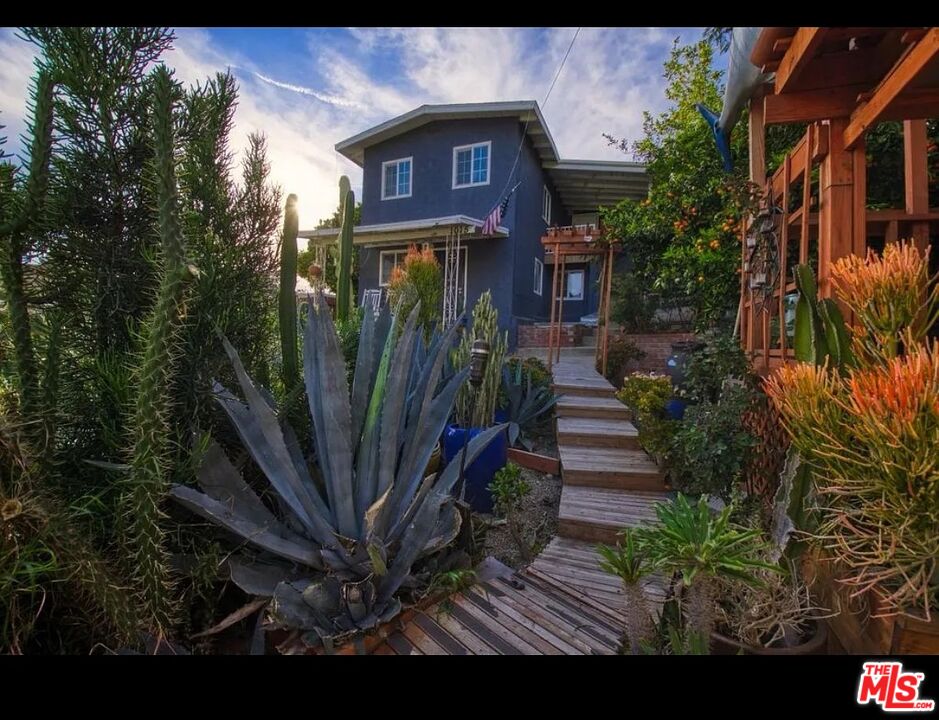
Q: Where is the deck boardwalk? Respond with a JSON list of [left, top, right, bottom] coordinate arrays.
[[369, 356, 670, 654]]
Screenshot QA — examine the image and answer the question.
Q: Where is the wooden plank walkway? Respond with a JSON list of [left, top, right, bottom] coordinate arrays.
[[369, 356, 671, 654]]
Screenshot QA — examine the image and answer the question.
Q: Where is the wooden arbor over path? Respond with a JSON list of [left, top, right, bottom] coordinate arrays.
[[541, 225, 618, 376], [742, 27, 939, 370]]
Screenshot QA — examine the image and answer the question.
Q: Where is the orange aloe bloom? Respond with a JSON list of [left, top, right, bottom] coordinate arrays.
[[832, 242, 937, 345], [848, 341, 939, 426], [763, 361, 839, 434]]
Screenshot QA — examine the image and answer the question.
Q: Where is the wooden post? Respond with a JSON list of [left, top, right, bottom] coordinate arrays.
[[749, 96, 766, 184], [595, 250, 606, 370], [601, 245, 614, 378], [779, 154, 790, 358], [904, 119, 930, 253], [818, 118, 854, 301], [800, 124, 814, 264], [744, 96, 766, 360], [547, 242, 560, 371], [557, 253, 566, 365]]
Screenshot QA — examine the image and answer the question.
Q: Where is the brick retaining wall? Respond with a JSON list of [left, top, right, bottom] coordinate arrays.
[[610, 330, 697, 374], [517, 323, 585, 348]]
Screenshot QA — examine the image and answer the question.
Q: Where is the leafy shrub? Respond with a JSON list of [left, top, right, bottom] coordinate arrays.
[[387, 243, 442, 340], [680, 330, 749, 403], [667, 382, 756, 501], [610, 272, 660, 333], [601, 336, 645, 386], [616, 372, 676, 458], [505, 356, 551, 389], [488, 462, 533, 561]]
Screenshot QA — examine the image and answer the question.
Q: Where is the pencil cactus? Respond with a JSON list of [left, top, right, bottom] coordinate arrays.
[[170, 296, 505, 645], [120, 65, 197, 634], [336, 176, 354, 323], [278, 193, 300, 394]]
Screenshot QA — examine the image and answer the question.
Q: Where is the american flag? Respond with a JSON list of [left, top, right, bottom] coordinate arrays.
[[481, 182, 520, 235]]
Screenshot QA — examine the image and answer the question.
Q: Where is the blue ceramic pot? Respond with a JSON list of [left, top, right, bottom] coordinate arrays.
[[441, 424, 507, 513], [664, 397, 688, 420]]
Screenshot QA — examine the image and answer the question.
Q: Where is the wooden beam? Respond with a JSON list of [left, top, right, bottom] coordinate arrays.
[[844, 28, 939, 149], [773, 37, 793, 54], [775, 28, 828, 94], [904, 119, 931, 252], [749, 97, 766, 184], [852, 137, 868, 301], [901, 29, 929, 45], [764, 84, 868, 124]]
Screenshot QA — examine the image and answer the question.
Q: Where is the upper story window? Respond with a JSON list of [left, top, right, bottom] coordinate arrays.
[[382, 157, 412, 200], [533, 257, 543, 296], [542, 185, 552, 224], [452, 141, 490, 189]]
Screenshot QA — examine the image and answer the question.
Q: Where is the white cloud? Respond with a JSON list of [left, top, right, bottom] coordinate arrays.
[[1, 27, 704, 231]]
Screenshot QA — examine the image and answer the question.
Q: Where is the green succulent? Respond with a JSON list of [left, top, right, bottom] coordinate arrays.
[[500, 363, 559, 450], [170, 298, 505, 646]]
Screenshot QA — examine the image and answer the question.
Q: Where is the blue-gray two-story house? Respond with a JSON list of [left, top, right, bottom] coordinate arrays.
[[300, 101, 648, 347]]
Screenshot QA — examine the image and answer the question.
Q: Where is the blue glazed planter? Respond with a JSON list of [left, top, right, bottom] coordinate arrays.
[[664, 397, 688, 420], [441, 424, 507, 514]]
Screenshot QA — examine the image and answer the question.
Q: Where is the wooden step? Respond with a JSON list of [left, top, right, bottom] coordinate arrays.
[[559, 445, 665, 491], [557, 485, 668, 545], [556, 416, 639, 449], [553, 383, 614, 399], [528, 538, 668, 615], [556, 395, 629, 420]]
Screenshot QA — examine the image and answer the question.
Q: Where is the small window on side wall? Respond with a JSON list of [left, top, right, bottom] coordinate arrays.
[[542, 185, 551, 224], [533, 257, 543, 296], [382, 157, 412, 200]]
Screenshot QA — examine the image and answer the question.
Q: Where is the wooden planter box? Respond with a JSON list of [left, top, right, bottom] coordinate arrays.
[[803, 548, 939, 654]]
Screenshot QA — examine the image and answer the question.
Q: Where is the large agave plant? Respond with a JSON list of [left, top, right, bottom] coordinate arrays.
[[170, 295, 505, 645], [501, 363, 560, 450]]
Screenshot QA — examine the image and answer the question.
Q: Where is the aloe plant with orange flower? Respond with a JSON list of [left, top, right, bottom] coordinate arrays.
[[765, 241, 939, 619]]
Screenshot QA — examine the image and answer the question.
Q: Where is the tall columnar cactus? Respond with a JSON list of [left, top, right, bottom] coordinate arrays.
[[0, 71, 55, 441], [121, 66, 196, 634], [452, 291, 508, 428], [278, 193, 300, 393], [336, 176, 355, 323]]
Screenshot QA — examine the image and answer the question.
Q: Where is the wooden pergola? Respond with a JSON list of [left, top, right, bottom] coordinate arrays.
[[540, 225, 619, 375], [742, 27, 939, 371]]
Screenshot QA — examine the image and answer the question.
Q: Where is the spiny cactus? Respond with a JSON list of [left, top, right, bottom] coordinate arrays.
[[0, 71, 55, 442], [452, 291, 507, 428], [336, 176, 355, 323], [278, 193, 300, 392], [120, 65, 196, 635]]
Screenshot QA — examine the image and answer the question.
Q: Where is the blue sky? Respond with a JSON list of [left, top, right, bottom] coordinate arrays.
[[1, 27, 712, 226]]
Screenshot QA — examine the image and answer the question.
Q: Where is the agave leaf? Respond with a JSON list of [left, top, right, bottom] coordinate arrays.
[[423, 500, 462, 555], [228, 557, 305, 597], [304, 298, 357, 539], [364, 486, 392, 540], [383, 367, 470, 537], [397, 313, 465, 489], [367, 543, 388, 577], [508, 421, 520, 448], [169, 485, 323, 568], [280, 418, 331, 522], [190, 599, 268, 640], [376, 488, 446, 604], [196, 439, 281, 529], [376, 302, 422, 503], [355, 310, 395, 521], [271, 580, 332, 631], [350, 304, 378, 444], [818, 298, 855, 368], [216, 339, 339, 549], [793, 292, 814, 363]]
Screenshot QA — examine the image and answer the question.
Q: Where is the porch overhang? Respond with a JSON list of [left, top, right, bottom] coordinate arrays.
[[544, 160, 649, 215], [298, 214, 509, 247]]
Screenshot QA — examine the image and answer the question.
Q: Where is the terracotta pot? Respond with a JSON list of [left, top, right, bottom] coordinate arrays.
[[710, 619, 828, 655]]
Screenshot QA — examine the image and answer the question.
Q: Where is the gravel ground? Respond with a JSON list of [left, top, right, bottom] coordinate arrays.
[[481, 465, 562, 570]]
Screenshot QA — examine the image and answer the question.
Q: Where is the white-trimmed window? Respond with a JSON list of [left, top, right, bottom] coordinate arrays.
[[533, 257, 543, 296], [542, 185, 552, 224], [378, 249, 407, 286], [381, 157, 412, 200], [564, 269, 584, 300], [452, 141, 490, 188]]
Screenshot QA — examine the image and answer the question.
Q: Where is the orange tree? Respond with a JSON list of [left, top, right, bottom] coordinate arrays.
[[602, 34, 800, 331]]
